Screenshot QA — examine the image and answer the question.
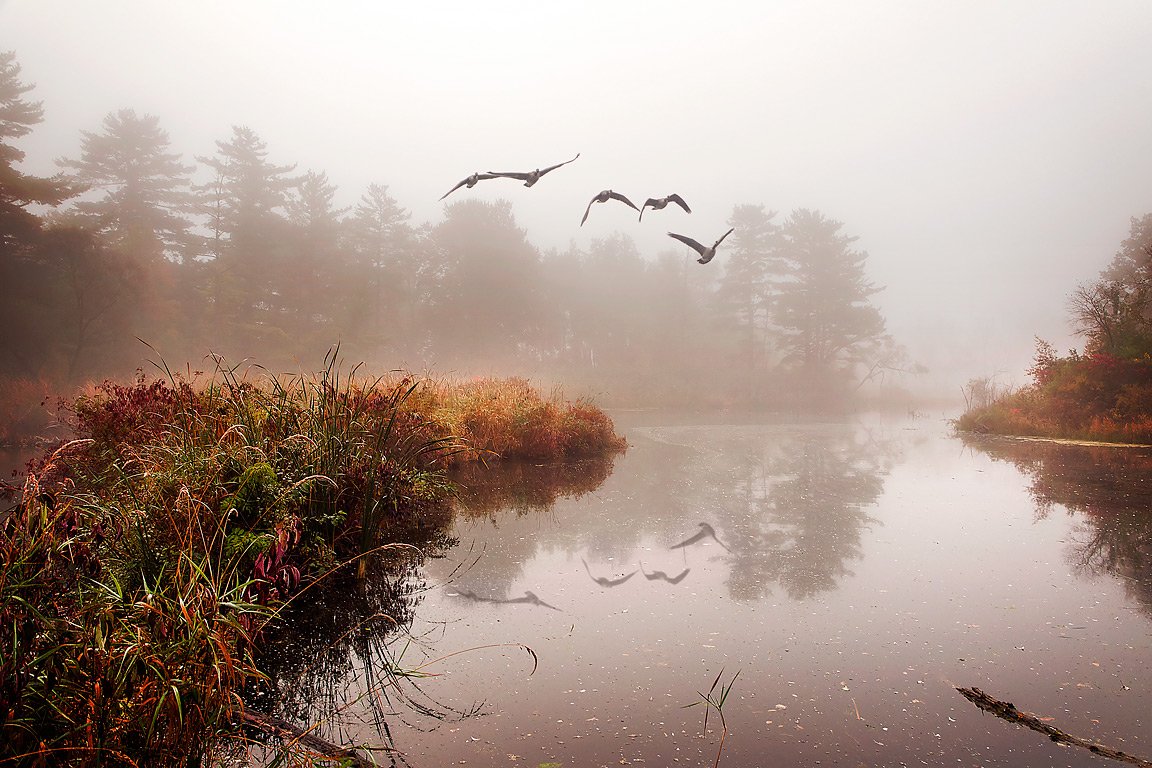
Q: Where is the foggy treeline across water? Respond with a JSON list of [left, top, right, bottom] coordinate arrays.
[[1, 52, 914, 409]]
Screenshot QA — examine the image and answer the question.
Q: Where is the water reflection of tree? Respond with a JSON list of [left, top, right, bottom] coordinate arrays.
[[555, 423, 894, 603], [961, 435, 1152, 615], [443, 454, 621, 599], [440, 424, 896, 606], [723, 428, 891, 601]]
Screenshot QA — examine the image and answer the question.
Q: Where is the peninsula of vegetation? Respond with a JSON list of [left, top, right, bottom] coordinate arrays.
[[957, 213, 1152, 445], [1, 356, 626, 765]]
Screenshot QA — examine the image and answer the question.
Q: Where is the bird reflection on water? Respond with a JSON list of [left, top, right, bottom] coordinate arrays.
[[582, 557, 638, 587], [448, 588, 561, 611], [639, 563, 691, 584], [669, 522, 731, 552]]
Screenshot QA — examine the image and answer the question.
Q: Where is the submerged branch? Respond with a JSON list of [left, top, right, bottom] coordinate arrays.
[[238, 708, 385, 767], [956, 686, 1152, 767]]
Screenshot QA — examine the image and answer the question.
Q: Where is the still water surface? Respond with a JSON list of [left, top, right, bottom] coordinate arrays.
[[269, 414, 1152, 767]]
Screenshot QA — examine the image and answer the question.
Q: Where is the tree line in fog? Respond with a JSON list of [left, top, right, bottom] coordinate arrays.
[[0, 52, 913, 406]]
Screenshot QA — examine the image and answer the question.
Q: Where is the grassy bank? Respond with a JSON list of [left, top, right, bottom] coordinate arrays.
[[955, 344, 1152, 445], [1, 356, 625, 766]]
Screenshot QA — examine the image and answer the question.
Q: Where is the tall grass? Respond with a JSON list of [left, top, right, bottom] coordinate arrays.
[[1, 441, 271, 766], [415, 374, 626, 463], [1, 353, 625, 765]]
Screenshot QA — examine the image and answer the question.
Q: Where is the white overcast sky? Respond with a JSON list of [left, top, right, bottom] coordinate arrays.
[[3, 0, 1151, 392]]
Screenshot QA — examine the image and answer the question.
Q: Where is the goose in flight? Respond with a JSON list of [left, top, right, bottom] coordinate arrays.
[[639, 193, 691, 221], [439, 172, 500, 201], [669, 522, 731, 552], [487, 153, 580, 187], [667, 227, 735, 264], [581, 189, 640, 225]]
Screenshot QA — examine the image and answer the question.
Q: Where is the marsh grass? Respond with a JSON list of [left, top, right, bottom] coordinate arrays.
[[685, 668, 739, 768], [1, 441, 270, 767], [415, 374, 626, 463], [1, 352, 624, 765]]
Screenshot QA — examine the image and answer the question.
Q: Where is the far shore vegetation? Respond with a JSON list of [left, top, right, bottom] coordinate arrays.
[[0, 354, 625, 765], [957, 213, 1152, 445]]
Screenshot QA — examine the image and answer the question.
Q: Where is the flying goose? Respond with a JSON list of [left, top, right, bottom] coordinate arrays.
[[487, 153, 580, 187], [439, 172, 500, 201], [639, 193, 691, 221], [667, 227, 735, 265], [581, 189, 640, 225]]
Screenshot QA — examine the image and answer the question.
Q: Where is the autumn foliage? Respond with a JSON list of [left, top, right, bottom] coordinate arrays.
[[1, 360, 624, 765], [957, 338, 1152, 444]]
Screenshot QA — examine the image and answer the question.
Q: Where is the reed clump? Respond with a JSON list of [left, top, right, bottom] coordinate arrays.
[[416, 374, 627, 463], [1, 355, 624, 765]]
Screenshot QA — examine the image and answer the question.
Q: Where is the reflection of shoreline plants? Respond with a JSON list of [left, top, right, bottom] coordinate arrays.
[[1, 352, 625, 765], [960, 433, 1152, 614], [450, 454, 619, 521]]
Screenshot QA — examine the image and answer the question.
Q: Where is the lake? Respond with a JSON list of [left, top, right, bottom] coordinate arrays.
[[258, 412, 1152, 767]]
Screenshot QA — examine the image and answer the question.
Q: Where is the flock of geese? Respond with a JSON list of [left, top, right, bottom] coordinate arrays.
[[440, 153, 735, 265]]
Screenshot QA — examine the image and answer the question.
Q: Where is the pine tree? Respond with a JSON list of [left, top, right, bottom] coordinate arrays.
[[774, 209, 886, 392], [342, 183, 417, 350], [193, 126, 299, 352], [713, 204, 785, 369], [0, 51, 86, 377], [57, 108, 195, 263], [195, 125, 297, 233], [0, 51, 81, 252], [279, 170, 347, 345], [425, 199, 544, 366]]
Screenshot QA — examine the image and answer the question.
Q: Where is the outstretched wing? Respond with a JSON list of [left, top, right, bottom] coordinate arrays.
[[667, 193, 692, 213], [485, 170, 532, 181], [580, 194, 599, 226], [538, 152, 581, 176], [439, 177, 470, 201], [667, 231, 706, 255], [608, 570, 637, 586], [608, 190, 640, 211], [439, 172, 499, 200], [713, 227, 735, 247]]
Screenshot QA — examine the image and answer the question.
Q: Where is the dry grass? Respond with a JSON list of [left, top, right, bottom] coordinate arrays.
[[415, 374, 626, 463]]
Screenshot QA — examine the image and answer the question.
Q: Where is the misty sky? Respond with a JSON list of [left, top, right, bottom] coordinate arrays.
[[4, 0, 1151, 393]]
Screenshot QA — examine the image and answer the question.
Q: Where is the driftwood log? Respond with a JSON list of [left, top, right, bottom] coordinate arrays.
[[956, 686, 1152, 767], [238, 708, 383, 767]]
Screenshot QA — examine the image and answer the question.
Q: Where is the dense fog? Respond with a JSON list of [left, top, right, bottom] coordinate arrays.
[[3, 1, 1151, 407]]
